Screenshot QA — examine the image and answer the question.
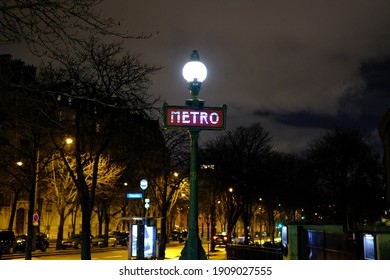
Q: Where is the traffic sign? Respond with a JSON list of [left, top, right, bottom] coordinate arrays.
[[126, 193, 143, 199], [140, 179, 148, 190], [33, 213, 39, 226]]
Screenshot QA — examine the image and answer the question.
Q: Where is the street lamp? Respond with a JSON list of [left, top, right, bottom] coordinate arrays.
[[183, 50, 207, 108], [179, 50, 207, 260]]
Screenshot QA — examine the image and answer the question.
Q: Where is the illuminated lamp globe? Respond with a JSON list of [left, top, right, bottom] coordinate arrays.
[[182, 50, 207, 83]]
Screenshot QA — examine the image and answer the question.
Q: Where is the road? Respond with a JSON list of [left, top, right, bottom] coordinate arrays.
[[4, 241, 226, 260]]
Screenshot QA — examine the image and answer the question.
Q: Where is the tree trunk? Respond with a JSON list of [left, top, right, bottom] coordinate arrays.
[[25, 182, 36, 260], [268, 209, 275, 243], [8, 189, 20, 230], [56, 214, 66, 250], [210, 198, 216, 251], [80, 209, 92, 260], [158, 205, 168, 259], [243, 219, 250, 245], [104, 203, 110, 247]]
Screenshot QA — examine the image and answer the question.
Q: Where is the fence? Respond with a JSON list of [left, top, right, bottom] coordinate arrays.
[[305, 230, 358, 260], [226, 244, 283, 260]]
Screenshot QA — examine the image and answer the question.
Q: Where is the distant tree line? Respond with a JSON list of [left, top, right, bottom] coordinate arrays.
[[199, 123, 386, 248]]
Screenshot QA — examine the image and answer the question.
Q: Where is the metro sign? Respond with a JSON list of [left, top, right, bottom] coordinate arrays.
[[163, 104, 227, 130]]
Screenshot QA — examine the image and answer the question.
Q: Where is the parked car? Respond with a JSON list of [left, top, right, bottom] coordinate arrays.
[[15, 234, 48, 252], [111, 231, 129, 246], [0, 230, 16, 255], [213, 234, 228, 246], [263, 241, 283, 248], [37, 233, 50, 249], [91, 235, 117, 247], [232, 234, 252, 244], [169, 230, 187, 243], [107, 235, 117, 247], [61, 234, 82, 249], [179, 231, 188, 243], [91, 235, 104, 247], [169, 230, 180, 241]]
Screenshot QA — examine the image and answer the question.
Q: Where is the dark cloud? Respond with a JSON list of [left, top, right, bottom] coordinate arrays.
[[253, 57, 390, 152]]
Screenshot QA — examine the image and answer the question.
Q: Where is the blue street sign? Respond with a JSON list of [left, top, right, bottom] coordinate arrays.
[[126, 193, 143, 199]]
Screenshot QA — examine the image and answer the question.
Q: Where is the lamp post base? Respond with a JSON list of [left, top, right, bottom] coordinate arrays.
[[179, 235, 207, 260]]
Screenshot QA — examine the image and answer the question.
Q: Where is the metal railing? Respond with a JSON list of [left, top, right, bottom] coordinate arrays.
[[226, 244, 283, 260]]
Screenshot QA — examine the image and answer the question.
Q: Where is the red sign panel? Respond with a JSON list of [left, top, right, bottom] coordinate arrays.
[[163, 104, 226, 130]]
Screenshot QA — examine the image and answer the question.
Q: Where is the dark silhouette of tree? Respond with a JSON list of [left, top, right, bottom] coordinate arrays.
[[0, 0, 142, 55], [204, 123, 272, 244], [261, 151, 318, 241], [102, 112, 165, 237], [306, 128, 384, 230], [197, 159, 220, 251], [140, 129, 190, 259]]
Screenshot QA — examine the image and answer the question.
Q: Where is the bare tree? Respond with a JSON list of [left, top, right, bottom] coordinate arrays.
[[44, 151, 123, 249], [0, 0, 143, 55], [307, 128, 384, 230], [141, 129, 190, 259], [91, 155, 124, 239], [39, 38, 159, 259], [204, 123, 272, 244], [44, 152, 78, 250], [0, 157, 24, 231]]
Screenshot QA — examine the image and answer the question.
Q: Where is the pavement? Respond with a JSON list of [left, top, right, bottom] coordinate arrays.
[[164, 241, 227, 260]]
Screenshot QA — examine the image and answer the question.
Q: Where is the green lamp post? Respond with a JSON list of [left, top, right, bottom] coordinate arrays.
[[179, 50, 208, 260]]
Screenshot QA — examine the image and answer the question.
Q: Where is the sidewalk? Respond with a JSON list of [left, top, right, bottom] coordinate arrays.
[[206, 247, 227, 260], [165, 242, 227, 260]]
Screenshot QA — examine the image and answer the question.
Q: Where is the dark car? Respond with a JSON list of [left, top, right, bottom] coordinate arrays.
[[213, 234, 228, 246], [263, 241, 283, 248], [233, 234, 252, 244], [0, 230, 16, 255], [169, 230, 180, 241], [15, 234, 48, 252], [91, 234, 117, 247], [111, 231, 129, 246], [61, 234, 82, 249], [179, 231, 188, 243], [37, 233, 50, 249], [91, 235, 104, 247]]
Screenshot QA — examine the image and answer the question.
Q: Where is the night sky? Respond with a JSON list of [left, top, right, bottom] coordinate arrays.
[[3, 0, 390, 153]]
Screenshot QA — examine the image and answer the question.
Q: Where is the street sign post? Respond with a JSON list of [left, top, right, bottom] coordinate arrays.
[[126, 192, 143, 259], [162, 51, 227, 260]]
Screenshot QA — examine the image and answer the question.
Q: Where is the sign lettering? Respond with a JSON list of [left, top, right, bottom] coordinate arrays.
[[163, 105, 226, 130]]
